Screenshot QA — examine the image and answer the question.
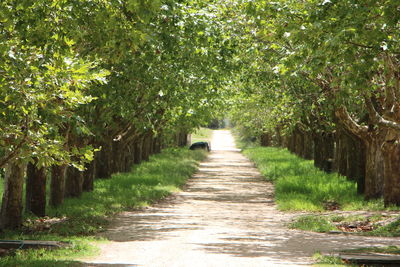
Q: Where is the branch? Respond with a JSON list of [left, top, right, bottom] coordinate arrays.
[[335, 106, 368, 139], [365, 96, 400, 131], [0, 135, 28, 169], [346, 41, 400, 55], [0, 115, 30, 168]]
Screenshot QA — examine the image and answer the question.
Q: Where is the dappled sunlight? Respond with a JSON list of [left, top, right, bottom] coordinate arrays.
[[82, 130, 400, 267]]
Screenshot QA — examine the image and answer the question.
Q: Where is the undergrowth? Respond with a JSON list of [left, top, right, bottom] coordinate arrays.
[[0, 148, 207, 267]]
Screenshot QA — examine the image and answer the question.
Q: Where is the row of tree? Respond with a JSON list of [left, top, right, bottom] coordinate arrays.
[[229, 0, 400, 206], [0, 0, 235, 229]]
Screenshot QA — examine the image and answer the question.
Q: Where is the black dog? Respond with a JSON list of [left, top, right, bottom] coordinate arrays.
[[189, 142, 211, 152]]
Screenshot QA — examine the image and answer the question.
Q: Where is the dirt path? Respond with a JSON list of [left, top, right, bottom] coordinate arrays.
[[82, 130, 399, 267]]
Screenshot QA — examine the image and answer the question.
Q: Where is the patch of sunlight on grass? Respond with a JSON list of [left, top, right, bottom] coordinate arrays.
[[312, 252, 350, 267], [242, 146, 389, 212], [289, 215, 337, 232], [277, 198, 322, 212]]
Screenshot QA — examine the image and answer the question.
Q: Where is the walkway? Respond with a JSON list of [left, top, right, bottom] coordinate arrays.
[[83, 130, 399, 266]]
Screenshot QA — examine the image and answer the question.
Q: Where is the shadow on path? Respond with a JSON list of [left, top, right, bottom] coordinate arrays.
[[82, 130, 400, 267]]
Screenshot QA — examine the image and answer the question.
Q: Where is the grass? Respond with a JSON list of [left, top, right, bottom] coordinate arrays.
[[289, 215, 337, 232], [0, 236, 99, 267], [289, 213, 400, 237], [312, 252, 355, 267], [366, 217, 400, 237], [240, 144, 400, 238], [0, 147, 207, 266], [191, 127, 213, 144], [241, 146, 392, 212]]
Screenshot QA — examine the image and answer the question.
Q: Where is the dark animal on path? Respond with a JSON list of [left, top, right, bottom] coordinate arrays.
[[189, 142, 211, 152]]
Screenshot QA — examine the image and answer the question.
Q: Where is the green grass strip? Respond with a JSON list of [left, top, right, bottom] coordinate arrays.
[[0, 147, 207, 267], [242, 146, 386, 211]]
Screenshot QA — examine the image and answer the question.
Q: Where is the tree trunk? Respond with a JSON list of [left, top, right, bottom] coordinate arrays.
[[142, 136, 151, 161], [149, 137, 154, 156], [287, 132, 295, 154], [322, 133, 335, 173], [302, 132, 314, 160], [82, 160, 96, 192], [364, 134, 385, 199], [382, 130, 400, 206], [65, 166, 83, 198], [153, 137, 162, 154], [177, 131, 188, 147], [335, 124, 366, 194], [294, 129, 304, 157], [313, 134, 322, 169], [313, 132, 334, 172], [134, 139, 143, 164], [50, 164, 67, 207], [96, 141, 112, 179], [335, 107, 384, 198], [26, 161, 47, 217], [275, 126, 283, 147], [0, 160, 26, 229], [346, 130, 366, 194], [335, 126, 349, 176], [260, 132, 271, 147], [111, 140, 124, 173]]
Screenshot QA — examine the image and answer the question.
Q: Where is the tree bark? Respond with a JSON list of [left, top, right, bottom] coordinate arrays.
[[82, 160, 96, 192], [302, 131, 314, 160], [335, 125, 349, 176], [26, 161, 47, 217], [96, 141, 112, 179], [0, 160, 26, 229], [364, 133, 385, 199], [313, 132, 334, 172], [153, 137, 162, 154], [177, 131, 188, 147], [336, 106, 384, 199], [260, 132, 271, 147], [142, 136, 151, 161], [275, 126, 283, 147], [335, 124, 366, 194], [134, 139, 143, 164], [65, 166, 83, 198], [382, 130, 400, 206], [50, 164, 67, 207]]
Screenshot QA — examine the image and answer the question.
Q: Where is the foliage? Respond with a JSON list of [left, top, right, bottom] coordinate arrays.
[[0, 0, 241, 230], [0, 0, 236, 170]]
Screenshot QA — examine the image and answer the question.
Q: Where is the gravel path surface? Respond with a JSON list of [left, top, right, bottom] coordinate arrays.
[[82, 130, 400, 267]]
